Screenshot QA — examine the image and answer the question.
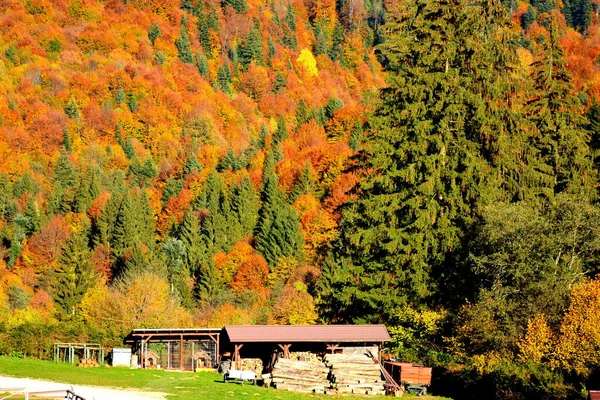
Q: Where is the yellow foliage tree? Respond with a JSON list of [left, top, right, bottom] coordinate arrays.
[[294, 194, 337, 260], [296, 49, 318, 78], [269, 281, 318, 325], [553, 278, 600, 375], [517, 314, 553, 364]]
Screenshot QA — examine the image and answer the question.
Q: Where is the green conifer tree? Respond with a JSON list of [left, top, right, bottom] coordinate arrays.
[[289, 163, 315, 202], [148, 23, 161, 46], [51, 231, 97, 318], [231, 176, 259, 237], [176, 14, 194, 64], [254, 149, 303, 266], [325, 0, 534, 321], [527, 16, 595, 197]]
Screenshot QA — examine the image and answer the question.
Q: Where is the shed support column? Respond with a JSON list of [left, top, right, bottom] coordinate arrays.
[[326, 344, 339, 354], [180, 334, 184, 370], [234, 344, 243, 369], [278, 344, 291, 359]]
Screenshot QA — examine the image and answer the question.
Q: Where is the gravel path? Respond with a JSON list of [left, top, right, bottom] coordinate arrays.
[[0, 376, 167, 400]]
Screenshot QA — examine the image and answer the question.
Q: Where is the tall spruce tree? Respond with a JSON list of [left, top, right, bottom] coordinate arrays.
[[51, 231, 97, 317], [526, 16, 595, 197], [230, 175, 259, 237], [254, 149, 303, 267], [176, 14, 194, 64], [321, 0, 532, 322]]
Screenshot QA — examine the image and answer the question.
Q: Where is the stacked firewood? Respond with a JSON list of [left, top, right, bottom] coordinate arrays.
[[324, 353, 385, 395], [271, 358, 330, 394], [289, 351, 320, 363], [78, 358, 99, 368], [240, 358, 264, 376]]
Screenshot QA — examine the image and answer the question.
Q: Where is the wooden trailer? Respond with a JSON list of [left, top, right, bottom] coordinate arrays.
[[383, 361, 432, 395]]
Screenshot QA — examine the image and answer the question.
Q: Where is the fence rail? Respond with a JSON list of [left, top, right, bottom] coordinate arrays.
[[0, 387, 86, 400]]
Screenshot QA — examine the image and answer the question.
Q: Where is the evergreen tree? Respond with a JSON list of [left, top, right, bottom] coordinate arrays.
[[178, 209, 206, 277], [289, 163, 315, 202], [75, 165, 102, 213], [218, 148, 240, 171], [564, 0, 592, 33], [273, 116, 288, 143], [222, 0, 248, 13], [176, 14, 194, 64], [587, 102, 600, 180], [240, 23, 264, 67], [51, 231, 97, 317], [217, 64, 232, 94], [273, 72, 287, 94], [23, 197, 41, 236], [115, 88, 126, 105], [328, 21, 345, 62], [325, 0, 533, 321], [184, 152, 202, 175], [257, 125, 268, 149], [162, 177, 184, 206], [231, 176, 259, 237], [324, 97, 344, 121], [162, 238, 193, 306], [254, 149, 304, 266], [198, 171, 232, 252], [148, 23, 161, 46], [63, 127, 72, 152], [196, 53, 209, 79], [181, 0, 193, 13], [64, 95, 80, 119], [115, 124, 134, 159], [521, 5, 536, 30], [93, 191, 120, 247], [526, 16, 595, 197]]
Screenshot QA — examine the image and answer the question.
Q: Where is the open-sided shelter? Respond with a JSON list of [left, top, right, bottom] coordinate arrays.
[[222, 325, 391, 369], [124, 328, 221, 371]]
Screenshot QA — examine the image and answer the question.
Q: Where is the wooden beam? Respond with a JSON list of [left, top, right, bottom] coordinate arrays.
[[142, 335, 154, 345], [326, 343, 339, 354], [277, 344, 291, 359]]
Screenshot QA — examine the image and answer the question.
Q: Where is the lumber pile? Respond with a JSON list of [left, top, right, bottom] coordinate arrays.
[[240, 358, 263, 376], [271, 358, 330, 394], [78, 358, 99, 367], [324, 353, 385, 395]]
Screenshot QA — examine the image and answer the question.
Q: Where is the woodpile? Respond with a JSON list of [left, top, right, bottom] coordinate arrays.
[[289, 351, 320, 363], [78, 358, 99, 367], [240, 358, 263, 376], [271, 358, 329, 394], [324, 353, 385, 395]]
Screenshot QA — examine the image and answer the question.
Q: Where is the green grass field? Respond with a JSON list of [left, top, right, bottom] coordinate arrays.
[[0, 356, 450, 399]]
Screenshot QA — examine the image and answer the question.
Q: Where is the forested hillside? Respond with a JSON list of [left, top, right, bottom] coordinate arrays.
[[1, 0, 600, 398]]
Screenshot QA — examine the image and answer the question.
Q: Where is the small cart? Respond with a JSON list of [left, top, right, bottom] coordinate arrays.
[[224, 369, 257, 385]]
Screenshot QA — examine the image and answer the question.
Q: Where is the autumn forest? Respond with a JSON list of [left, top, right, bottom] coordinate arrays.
[[1, 0, 600, 397]]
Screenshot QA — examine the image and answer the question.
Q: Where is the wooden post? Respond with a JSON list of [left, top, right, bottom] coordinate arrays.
[[180, 334, 184, 370], [278, 344, 291, 359], [234, 344, 243, 369], [326, 344, 339, 354]]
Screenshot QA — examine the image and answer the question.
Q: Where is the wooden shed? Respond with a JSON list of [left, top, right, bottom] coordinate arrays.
[[124, 328, 221, 371], [222, 324, 391, 370]]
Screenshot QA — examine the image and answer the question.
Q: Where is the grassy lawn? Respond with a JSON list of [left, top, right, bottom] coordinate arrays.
[[0, 356, 450, 400]]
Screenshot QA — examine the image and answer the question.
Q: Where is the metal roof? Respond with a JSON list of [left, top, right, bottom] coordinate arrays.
[[124, 328, 222, 344], [224, 325, 391, 343], [590, 391, 600, 400]]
